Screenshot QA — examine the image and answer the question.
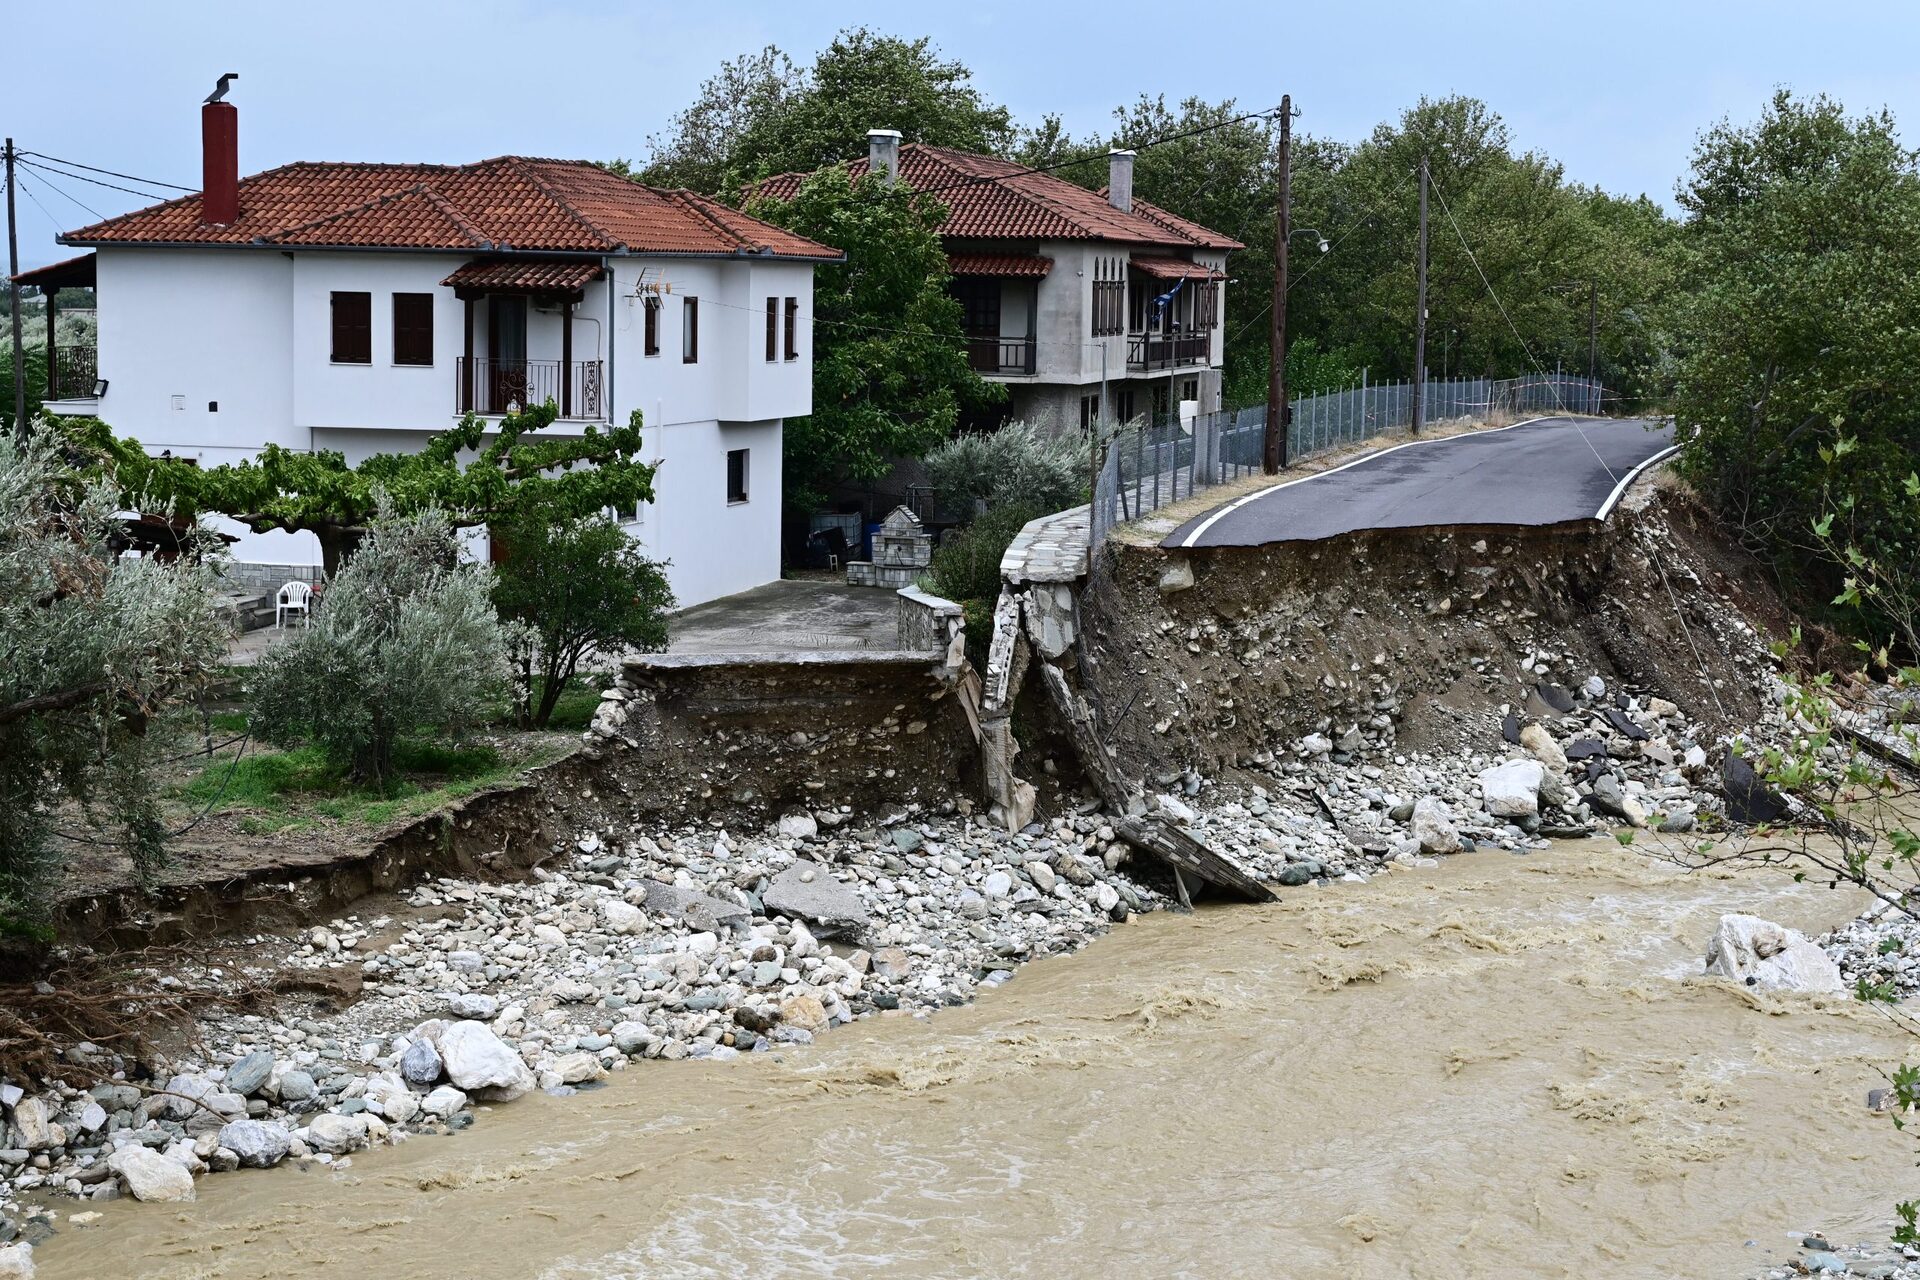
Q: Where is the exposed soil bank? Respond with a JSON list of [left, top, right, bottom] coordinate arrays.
[[36, 842, 1914, 1280], [1077, 483, 1795, 784]]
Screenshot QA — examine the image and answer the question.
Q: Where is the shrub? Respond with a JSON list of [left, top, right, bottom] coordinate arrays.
[[0, 428, 227, 925], [491, 514, 675, 727], [251, 505, 508, 786], [926, 501, 1043, 607], [924, 421, 1088, 516]]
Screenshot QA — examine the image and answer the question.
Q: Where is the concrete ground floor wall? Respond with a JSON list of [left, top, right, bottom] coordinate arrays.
[[193, 416, 784, 610], [1001, 367, 1225, 436]]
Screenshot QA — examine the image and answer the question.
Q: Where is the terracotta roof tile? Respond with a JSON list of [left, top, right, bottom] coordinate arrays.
[[1128, 256, 1226, 280], [947, 253, 1053, 277], [59, 157, 841, 261], [754, 144, 1242, 251], [441, 258, 606, 292]]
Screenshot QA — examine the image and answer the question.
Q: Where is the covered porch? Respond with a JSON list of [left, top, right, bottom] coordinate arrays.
[[11, 252, 100, 411], [948, 254, 1049, 377], [444, 257, 608, 421], [1126, 256, 1221, 373]]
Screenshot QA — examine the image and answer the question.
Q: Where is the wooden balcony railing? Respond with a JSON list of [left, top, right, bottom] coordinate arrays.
[[965, 335, 1037, 376], [1126, 332, 1212, 372], [456, 357, 605, 419], [50, 344, 98, 400]]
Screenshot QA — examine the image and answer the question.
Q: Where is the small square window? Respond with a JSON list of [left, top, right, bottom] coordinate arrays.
[[726, 448, 749, 504]]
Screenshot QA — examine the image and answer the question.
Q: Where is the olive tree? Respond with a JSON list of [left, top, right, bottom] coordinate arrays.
[[0, 429, 227, 928], [250, 505, 508, 786]]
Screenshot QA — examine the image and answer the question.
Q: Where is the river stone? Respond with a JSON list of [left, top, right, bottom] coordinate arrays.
[[778, 994, 830, 1036], [1410, 798, 1462, 854], [1704, 914, 1845, 994], [1722, 754, 1789, 824], [438, 1020, 535, 1101], [599, 898, 646, 936], [1478, 759, 1544, 818], [275, 1070, 317, 1103], [365, 1075, 419, 1124], [9, 1099, 55, 1152], [1517, 724, 1568, 774], [217, 1119, 290, 1169], [776, 811, 818, 841], [401, 1038, 444, 1086], [552, 1053, 604, 1085], [444, 993, 498, 1021], [764, 861, 870, 935], [0, 1241, 31, 1279], [305, 1113, 368, 1155], [154, 1073, 216, 1121], [224, 1051, 274, 1098], [107, 1146, 195, 1202], [982, 871, 1014, 900], [641, 880, 749, 933], [421, 1086, 468, 1120], [611, 1022, 655, 1055]]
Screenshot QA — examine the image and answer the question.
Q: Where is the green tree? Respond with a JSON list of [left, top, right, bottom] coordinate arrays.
[[0, 429, 227, 927], [64, 401, 657, 577], [747, 167, 1002, 509], [642, 28, 1014, 195], [251, 506, 508, 786], [1669, 90, 1920, 624], [492, 514, 674, 728]]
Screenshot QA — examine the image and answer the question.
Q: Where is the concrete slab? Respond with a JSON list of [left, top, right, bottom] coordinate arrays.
[[664, 580, 904, 657]]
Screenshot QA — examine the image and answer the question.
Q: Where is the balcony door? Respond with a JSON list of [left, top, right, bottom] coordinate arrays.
[[952, 278, 1000, 372], [487, 295, 528, 412]]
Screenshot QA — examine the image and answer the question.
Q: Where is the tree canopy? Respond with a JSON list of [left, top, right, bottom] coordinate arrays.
[[641, 28, 1014, 195], [63, 402, 658, 575], [746, 168, 1002, 509]]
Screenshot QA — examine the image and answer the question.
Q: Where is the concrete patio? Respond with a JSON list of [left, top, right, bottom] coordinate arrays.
[[663, 579, 908, 656]]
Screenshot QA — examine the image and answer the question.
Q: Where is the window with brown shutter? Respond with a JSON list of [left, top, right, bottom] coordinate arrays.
[[331, 291, 371, 364], [784, 297, 798, 360], [683, 297, 699, 363], [765, 297, 778, 362], [392, 293, 434, 366], [644, 296, 661, 356]]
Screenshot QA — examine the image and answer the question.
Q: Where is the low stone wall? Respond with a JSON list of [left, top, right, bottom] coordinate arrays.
[[585, 651, 977, 824], [896, 585, 965, 656], [221, 561, 324, 600]]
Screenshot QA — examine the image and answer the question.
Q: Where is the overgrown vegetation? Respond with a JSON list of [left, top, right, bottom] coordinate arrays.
[[250, 506, 509, 788], [491, 514, 674, 728], [0, 429, 227, 928], [923, 421, 1089, 516]]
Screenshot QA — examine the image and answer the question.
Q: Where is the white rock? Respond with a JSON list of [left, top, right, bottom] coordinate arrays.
[[1518, 723, 1569, 774], [9, 1098, 56, 1151], [107, 1146, 196, 1202], [0, 1241, 31, 1279], [421, 1086, 469, 1120], [1410, 798, 1462, 854], [1478, 759, 1545, 818], [1704, 914, 1846, 994], [982, 871, 1014, 900], [551, 1052, 604, 1085], [599, 898, 645, 936], [305, 1113, 368, 1155], [437, 1020, 535, 1101], [776, 811, 818, 840], [217, 1119, 291, 1169], [365, 1074, 419, 1124]]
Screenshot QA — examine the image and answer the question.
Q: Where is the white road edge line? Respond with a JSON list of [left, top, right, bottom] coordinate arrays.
[[1594, 444, 1680, 521], [1175, 414, 1567, 549]]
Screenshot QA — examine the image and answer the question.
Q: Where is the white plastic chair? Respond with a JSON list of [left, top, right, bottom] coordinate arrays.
[[275, 580, 313, 629]]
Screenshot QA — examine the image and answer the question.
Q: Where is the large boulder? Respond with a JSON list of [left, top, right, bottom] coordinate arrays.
[[9, 1098, 58, 1152], [107, 1145, 196, 1202], [0, 1241, 32, 1279], [1703, 914, 1845, 994], [1722, 754, 1789, 824], [437, 1020, 535, 1101], [305, 1113, 369, 1155], [640, 880, 750, 934], [217, 1119, 291, 1169], [1517, 724, 1569, 774], [1478, 759, 1545, 819], [1410, 798, 1462, 854], [400, 1038, 444, 1086], [763, 861, 871, 936], [223, 1051, 274, 1098]]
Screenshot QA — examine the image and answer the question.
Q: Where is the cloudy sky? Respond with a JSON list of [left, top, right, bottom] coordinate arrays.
[[7, 0, 1916, 269]]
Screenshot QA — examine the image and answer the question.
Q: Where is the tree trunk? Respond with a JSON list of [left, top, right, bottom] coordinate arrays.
[[315, 525, 362, 579]]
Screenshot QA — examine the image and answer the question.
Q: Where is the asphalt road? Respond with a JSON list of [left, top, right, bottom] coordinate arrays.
[[1165, 417, 1677, 550]]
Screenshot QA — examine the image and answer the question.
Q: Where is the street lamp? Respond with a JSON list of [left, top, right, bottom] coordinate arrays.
[[1289, 227, 1331, 254]]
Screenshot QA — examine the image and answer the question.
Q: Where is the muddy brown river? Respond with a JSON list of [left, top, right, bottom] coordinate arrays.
[[39, 844, 1919, 1279]]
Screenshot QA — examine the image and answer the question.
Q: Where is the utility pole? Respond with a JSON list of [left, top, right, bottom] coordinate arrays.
[[1411, 153, 1428, 436], [5, 138, 24, 438], [1262, 94, 1292, 474], [1587, 278, 1599, 414]]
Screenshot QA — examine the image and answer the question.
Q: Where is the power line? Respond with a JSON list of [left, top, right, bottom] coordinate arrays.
[[16, 156, 173, 206], [15, 164, 103, 222], [19, 149, 193, 193], [10, 169, 67, 233]]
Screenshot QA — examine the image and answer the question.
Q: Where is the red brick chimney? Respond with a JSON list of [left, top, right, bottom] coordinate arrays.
[[200, 99, 239, 225]]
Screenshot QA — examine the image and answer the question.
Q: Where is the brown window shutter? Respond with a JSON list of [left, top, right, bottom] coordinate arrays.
[[784, 297, 798, 360], [644, 297, 660, 355], [392, 293, 434, 365], [683, 297, 699, 363], [765, 297, 778, 362], [331, 291, 371, 364]]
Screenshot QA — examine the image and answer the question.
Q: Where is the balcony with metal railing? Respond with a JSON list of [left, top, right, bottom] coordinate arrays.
[[1126, 331, 1212, 372], [454, 357, 605, 420], [965, 334, 1037, 377]]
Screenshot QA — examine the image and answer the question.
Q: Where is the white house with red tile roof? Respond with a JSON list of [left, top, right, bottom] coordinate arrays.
[[19, 94, 842, 608], [756, 134, 1242, 435]]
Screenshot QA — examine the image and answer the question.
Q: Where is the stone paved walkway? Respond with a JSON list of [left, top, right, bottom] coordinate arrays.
[[1000, 505, 1090, 586]]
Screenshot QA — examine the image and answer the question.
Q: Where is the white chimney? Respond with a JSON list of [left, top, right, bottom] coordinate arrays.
[[867, 129, 902, 185], [1108, 149, 1135, 213]]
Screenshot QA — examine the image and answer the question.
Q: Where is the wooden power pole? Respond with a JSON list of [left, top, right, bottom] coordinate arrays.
[[1411, 153, 1428, 436], [5, 138, 24, 438], [1262, 94, 1292, 474]]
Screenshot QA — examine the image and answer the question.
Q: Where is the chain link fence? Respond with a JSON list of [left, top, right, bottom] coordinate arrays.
[[1089, 373, 1604, 545]]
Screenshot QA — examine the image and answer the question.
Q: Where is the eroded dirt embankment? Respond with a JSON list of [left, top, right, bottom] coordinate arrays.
[[1074, 483, 1797, 785]]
